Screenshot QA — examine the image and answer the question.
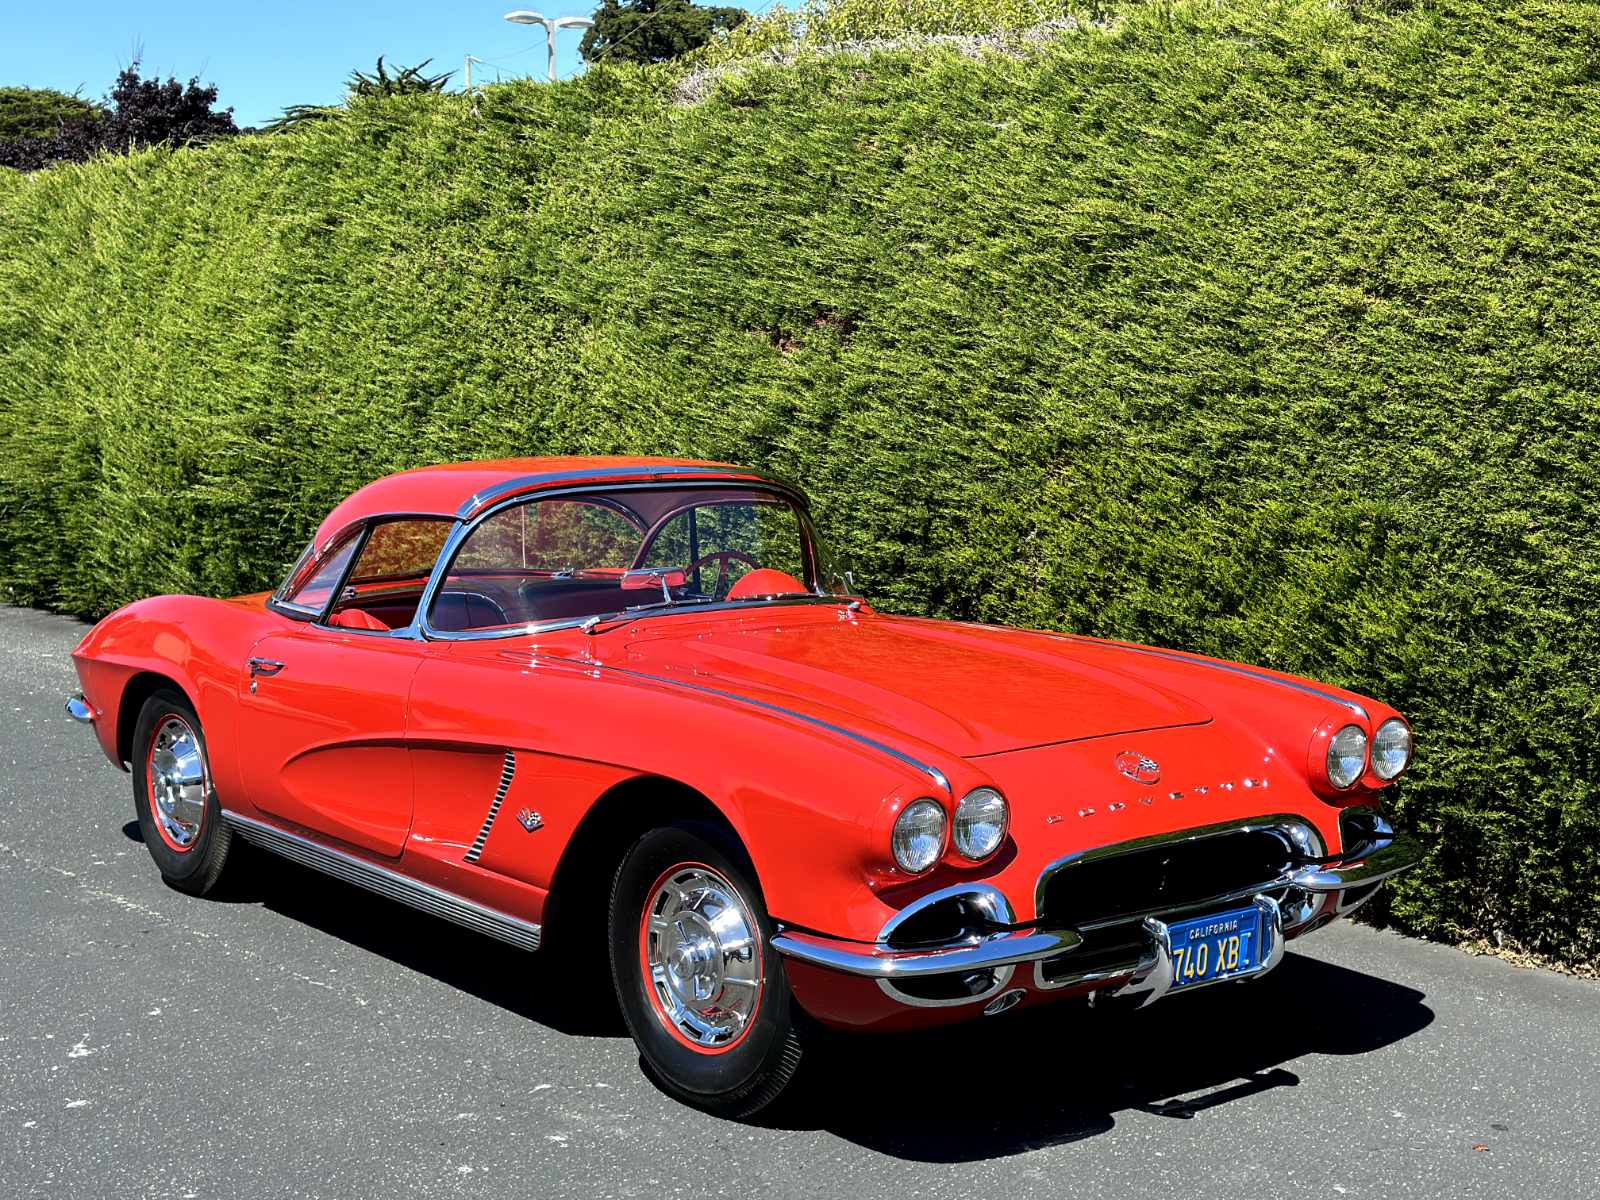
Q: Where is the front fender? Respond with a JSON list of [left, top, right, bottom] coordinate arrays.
[[71, 592, 286, 804]]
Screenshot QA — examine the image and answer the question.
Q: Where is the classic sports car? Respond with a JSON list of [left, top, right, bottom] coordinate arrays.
[[67, 457, 1421, 1116]]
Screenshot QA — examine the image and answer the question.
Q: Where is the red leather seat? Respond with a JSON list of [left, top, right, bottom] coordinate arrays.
[[328, 607, 391, 631]]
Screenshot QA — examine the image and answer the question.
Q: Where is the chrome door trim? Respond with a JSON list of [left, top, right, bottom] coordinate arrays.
[[223, 811, 541, 953]]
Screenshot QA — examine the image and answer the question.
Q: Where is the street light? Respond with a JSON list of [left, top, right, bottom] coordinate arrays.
[[504, 11, 596, 82]]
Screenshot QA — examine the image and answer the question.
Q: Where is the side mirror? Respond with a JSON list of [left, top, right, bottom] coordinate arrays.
[[621, 567, 687, 592]]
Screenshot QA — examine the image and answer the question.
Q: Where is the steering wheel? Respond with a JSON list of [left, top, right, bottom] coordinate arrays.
[[686, 550, 760, 598]]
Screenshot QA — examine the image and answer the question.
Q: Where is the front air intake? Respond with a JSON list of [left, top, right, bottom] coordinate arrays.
[[1041, 827, 1293, 930]]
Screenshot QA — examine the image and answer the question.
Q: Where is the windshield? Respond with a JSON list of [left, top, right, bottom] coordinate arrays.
[[426, 484, 848, 633]]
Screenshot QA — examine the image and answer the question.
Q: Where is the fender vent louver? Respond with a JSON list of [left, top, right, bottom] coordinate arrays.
[[464, 750, 517, 864]]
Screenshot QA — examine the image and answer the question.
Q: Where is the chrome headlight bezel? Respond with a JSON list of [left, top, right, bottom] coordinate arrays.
[[891, 798, 947, 874], [1326, 724, 1369, 790], [953, 787, 1009, 860], [1371, 717, 1412, 781]]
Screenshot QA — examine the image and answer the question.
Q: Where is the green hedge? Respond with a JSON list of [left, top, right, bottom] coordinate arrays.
[[3, 0, 1598, 968]]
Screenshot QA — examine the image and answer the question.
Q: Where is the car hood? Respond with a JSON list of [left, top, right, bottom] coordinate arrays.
[[622, 612, 1212, 757]]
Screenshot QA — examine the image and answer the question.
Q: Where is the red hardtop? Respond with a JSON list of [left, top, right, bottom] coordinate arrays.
[[313, 456, 776, 547]]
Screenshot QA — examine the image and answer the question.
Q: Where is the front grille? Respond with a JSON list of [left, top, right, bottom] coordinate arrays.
[[1041, 828, 1293, 930]]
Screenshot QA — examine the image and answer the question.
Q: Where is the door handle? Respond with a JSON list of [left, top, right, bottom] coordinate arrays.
[[247, 658, 286, 678]]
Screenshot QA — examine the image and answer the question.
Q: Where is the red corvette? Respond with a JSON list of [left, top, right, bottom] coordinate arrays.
[[67, 457, 1420, 1116]]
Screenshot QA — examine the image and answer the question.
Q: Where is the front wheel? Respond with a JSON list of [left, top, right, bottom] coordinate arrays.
[[609, 821, 808, 1119], [132, 687, 235, 896]]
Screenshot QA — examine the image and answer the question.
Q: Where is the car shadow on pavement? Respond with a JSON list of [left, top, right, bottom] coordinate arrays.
[[195, 838, 1432, 1158], [202, 839, 632, 1040], [769, 950, 1434, 1160]]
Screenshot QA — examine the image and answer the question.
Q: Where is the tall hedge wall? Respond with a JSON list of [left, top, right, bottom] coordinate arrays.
[[2, 0, 1597, 968]]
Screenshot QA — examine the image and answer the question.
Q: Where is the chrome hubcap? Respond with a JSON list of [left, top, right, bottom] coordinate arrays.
[[643, 866, 762, 1049], [147, 717, 207, 849]]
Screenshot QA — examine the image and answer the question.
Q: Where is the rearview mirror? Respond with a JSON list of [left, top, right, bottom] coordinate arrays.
[[620, 567, 687, 591]]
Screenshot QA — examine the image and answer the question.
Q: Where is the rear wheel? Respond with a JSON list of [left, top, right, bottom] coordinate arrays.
[[609, 821, 808, 1119], [132, 687, 234, 896]]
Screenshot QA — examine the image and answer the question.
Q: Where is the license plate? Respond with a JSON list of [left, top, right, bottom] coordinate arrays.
[[1168, 906, 1263, 989]]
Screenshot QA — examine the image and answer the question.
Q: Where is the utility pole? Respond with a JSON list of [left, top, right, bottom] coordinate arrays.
[[465, 54, 485, 88]]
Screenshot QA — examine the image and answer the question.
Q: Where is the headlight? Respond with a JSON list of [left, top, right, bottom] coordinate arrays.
[[953, 787, 1009, 860], [1371, 718, 1411, 780], [1326, 724, 1368, 790], [892, 799, 946, 873]]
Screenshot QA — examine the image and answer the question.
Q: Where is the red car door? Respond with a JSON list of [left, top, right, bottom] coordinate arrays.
[[235, 517, 455, 857], [237, 626, 427, 857]]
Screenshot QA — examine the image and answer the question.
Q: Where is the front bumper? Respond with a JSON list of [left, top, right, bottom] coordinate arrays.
[[773, 829, 1422, 1016]]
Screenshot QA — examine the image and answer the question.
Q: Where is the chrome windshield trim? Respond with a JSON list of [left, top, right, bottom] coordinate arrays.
[[417, 480, 835, 642], [453, 464, 805, 520], [771, 927, 1079, 979], [575, 659, 952, 793], [422, 594, 850, 642]]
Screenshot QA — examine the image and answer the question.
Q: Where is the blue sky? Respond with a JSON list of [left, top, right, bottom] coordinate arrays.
[[1, 1, 764, 130]]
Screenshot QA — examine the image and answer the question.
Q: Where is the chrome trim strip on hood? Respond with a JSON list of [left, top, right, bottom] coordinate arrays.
[[1028, 631, 1371, 721], [541, 657, 954, 793]]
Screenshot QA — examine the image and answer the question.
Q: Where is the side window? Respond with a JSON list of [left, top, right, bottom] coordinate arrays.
[[432, 499, 644, 632], [326, 519, 454, 632], [278, 533, 361, 617], [454, 500, 640, 573], [642, 501, 804, 598]]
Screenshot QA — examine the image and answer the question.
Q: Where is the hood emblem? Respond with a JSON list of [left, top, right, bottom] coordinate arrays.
[[1115, 751, 1161, 785]]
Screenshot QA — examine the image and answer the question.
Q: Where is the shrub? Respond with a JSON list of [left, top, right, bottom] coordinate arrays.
[[1, 0, 1597, 968]]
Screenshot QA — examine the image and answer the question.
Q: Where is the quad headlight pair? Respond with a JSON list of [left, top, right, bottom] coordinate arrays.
[[891, 787, 1009, 874], [1326, 717, 1412, 789]]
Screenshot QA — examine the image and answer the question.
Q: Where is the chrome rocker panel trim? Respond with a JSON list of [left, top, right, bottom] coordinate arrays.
[[771, 926, 1081, 980], [223, 812, 542, 953]]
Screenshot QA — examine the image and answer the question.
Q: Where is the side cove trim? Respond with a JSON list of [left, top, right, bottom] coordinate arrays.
[[464, 750, 516, 864]]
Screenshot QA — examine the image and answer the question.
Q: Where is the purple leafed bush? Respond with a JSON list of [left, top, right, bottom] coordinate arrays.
[[0, 65, 240, 172]]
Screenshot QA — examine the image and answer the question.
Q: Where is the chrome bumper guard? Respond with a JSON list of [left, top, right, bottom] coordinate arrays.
[[66, 694, 95, 725], [1289, 831, 1422, 893], [1109, 893, 1287, 1009]]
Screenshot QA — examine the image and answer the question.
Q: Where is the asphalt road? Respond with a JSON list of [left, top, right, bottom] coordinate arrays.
[[2, 602, 1597, 1200]]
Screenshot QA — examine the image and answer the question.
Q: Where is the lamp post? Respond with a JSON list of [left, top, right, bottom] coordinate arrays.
[[504, 11, 596, 82]]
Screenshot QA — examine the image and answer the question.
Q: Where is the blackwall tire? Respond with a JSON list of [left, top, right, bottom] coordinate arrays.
[[609, 820, 808, 1119], [132, 687, 234, 897]]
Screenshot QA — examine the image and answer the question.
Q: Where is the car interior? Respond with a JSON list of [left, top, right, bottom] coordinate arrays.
[[282, 486, 820, 635]]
